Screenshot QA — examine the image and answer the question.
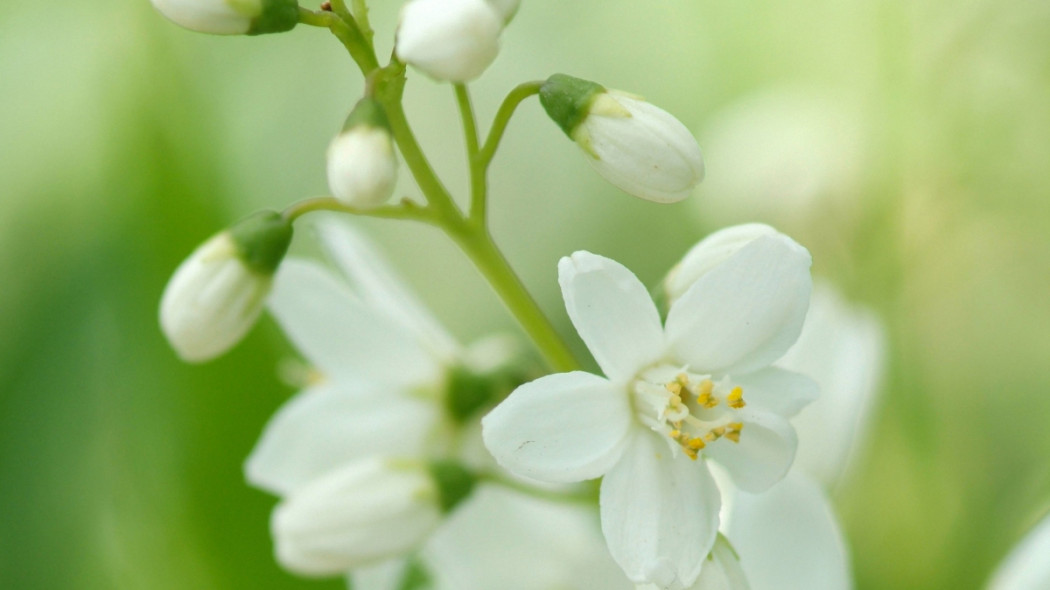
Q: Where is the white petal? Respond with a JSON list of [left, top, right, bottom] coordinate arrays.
[[559, 251, 666, 383], [326, 128, 398, 209], [601, 431, 720, 587], [316, 219, 460, 363], [666, 234, 812, 376], [703, 409, 797, 493], [732, 368, 819, 418], [988, 513, 1050, 590], [267, 259, 442, 388], [244, 384, 439, 496], [423, 486, 632, 590], [482, 371, 632, 483], [150, 0, 255, 34], [724, 473, 852, 590], [779, 282, 886, 486], [663, 224, 779, 306], [350, 559, 409, 590]]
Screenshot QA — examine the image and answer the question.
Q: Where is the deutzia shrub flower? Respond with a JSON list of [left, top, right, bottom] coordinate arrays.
[[149, 0, 299, 35], [159, 210, 293, 362], [539, 74, 705, 203], [395, 0, 504, 82], [327, 98, 399, 209], [986, 512, 1050, 590], [482, 226, 815, 588]]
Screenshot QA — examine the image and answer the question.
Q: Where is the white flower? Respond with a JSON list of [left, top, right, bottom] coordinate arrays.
[[245, 219, 460, 497], [272, 457, 444, 576], [159, 211, 292, 363], [482, 227, 814, 588], [395, 0, 503, 82], [539, 74, 704, 203], [665, 226, 886, 488], [327, 98, 399, 209], [720, 472, 852, 590], [150, 0, 299, 35], [987, 512, 1050, 590]]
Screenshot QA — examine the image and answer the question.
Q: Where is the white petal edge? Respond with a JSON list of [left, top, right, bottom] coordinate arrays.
[[559, 251, 666, 383], [703, 408, 797, 493], [482, 371, 633, 483], [663, 223, 779, 306], [601, 431, 720, 588], [315, 219, 460, 363], [666, 233, 812, 376], [732, 367, 819, 418], [724, 472, 852, 590], [245, 384, 439, 496], [267, 259, 441, 389], [987, 512, 1050, 590], [779, 282, 886, 487]]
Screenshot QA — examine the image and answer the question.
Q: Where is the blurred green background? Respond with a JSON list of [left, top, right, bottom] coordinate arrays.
[[2, 0, 1050, 588]]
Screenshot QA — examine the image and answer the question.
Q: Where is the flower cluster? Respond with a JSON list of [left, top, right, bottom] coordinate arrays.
[[151, 0, 893, 589]]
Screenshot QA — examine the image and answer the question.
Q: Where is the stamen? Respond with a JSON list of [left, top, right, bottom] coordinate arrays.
[[725, 422, 743, 443], [727, 386, 746, 409]]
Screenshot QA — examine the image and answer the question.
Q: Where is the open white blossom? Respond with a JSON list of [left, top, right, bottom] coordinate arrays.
[[986, 512, 1050, 590], [395, 0, 503, 82], [244, 221, 497, 574], [483, 228, 814, 588]]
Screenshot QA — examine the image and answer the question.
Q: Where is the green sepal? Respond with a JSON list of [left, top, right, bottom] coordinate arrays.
[[428, 460, 477, 514], [228, 210, 294, 275], [539, 73, 606, 137], [247, 0, 299, 35], [342, 97, 393, 133]]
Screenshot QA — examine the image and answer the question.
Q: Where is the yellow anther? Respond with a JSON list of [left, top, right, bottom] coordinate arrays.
[[676, 373, 690, 386], [684, 448, 699, 461], [688, 438, 706, 450], [725, 431, 741, 443], [725, 422, 744, 443], [669, 429, 681, 439], [698, 392, 719, 409], [727, 386, 746, 409], [665, 381, 683, 396]]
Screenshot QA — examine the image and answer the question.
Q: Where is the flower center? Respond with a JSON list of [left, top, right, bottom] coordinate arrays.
[[631, 365, 747, 460]]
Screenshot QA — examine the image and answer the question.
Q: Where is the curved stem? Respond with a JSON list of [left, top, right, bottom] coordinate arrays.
[[479, 81, 544, 169], [282, 197, 433, 224], [298, 8, 378, 74], [350, 0, 374, 46], [453, 84, 488, 226]]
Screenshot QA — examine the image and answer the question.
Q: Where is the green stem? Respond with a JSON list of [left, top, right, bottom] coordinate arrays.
[[479, 81, 544, 169], [350, 0, 374, 46], [453, 84, 488, 226], [444, 221, 579, 372], [327, 0, 354, 24], [481, 470, 598, 505], [298, 8, 378, 74], [282, 197, 432, 224]]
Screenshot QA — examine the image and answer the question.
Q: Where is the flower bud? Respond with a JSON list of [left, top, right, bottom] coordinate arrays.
[[539, 74, 704, 203], [395, 0, 503, 82], [662, 224, 780, 306], [327, 98, 399, 209], [272, 457, 476, 576], [150, 0, 299, 35], [159, 211, 293, 362], [635, 535, 749, 590]]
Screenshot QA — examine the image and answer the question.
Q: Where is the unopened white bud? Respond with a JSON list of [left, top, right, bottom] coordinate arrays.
[[635, 535, 750, 590], [540, 74, 704, 203], [395, 0, 503, 82], [662, 224, 780, 305], [159, 211, 293, 362], [150, 0, 299, 35], [272, 458, 476, 576], [327, 98, 398, 209]]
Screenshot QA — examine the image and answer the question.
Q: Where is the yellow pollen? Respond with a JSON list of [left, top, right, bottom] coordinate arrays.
[[697, 392, 718, 409], [684, 448, 699, 460], [727, 386, 746, 409], [665, 381, 683, 396], [669, 429, 681, 439], [688, 438, 706, 450], [725, 422, 744, 443]]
